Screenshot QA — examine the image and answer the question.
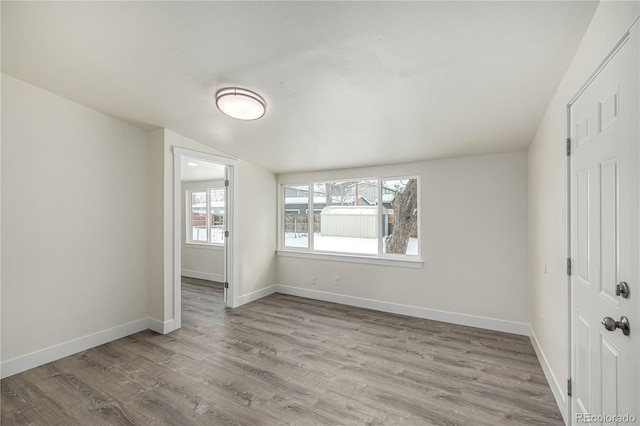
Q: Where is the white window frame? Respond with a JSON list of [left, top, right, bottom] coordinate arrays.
[[186, 187, 225, 246], [278, 176, 423, 268]]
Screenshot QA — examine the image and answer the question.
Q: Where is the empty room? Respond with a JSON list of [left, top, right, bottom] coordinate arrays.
[[1, 1, 639, 425]]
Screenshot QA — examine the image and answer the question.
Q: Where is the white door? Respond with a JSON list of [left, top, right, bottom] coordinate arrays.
[[223, 166, 230, 305], [570, 23, 639, 425]]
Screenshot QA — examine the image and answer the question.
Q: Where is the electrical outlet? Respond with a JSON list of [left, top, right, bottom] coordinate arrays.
[[311, 276, 316, 286], [334, 276, 341, 286]]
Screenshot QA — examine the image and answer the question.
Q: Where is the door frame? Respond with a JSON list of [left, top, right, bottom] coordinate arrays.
[[173, 147, 238, 329], [566, 16, 640, 425]]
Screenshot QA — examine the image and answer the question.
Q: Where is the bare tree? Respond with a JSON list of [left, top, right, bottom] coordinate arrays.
[[335, 182, 355, 205], [319, 180, 379, 207], [325, 183, 333, 207], [385, 179, 418, 254], [320, 181, 355, 205]]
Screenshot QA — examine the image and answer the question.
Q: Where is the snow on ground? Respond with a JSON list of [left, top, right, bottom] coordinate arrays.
[[192, 228, 225, 244], [284, 233, 418, 256]]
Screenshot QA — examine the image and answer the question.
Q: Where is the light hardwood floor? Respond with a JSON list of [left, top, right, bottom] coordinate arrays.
[[1, 278, 563, 425]]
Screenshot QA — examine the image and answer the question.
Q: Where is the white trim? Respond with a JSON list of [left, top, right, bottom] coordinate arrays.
[[566, 99, 574, 426], [224, 164, 236, 307], [278, 185, 284, 250], [377, 180, 383, 254], [184, 243, 224, 251], [276, 249, 424, 269], [529, 326, 567, 424], [568, 28, 633, 107], [173, 147, 238, 166], [274, 285, 529, 335], [173, 149, 183, 329], [147, 318, 176, 335], [181, 269, 224, 283], [227, 284, 528, 336], [307, 185, 314, 251], [234, 285, 278, 307], [0, 318, 152, 379]]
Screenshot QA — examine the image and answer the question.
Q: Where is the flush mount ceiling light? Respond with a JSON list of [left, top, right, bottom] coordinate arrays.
[[215, 87, 266, 120]]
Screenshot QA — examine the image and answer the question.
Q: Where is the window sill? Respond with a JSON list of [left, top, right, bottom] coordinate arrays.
[[276, 249, 424, 268], [185, 243, 224, 251]]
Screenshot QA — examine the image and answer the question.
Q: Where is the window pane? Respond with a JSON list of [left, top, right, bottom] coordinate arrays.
[[284, 185, 309, 248], [210, 189, 225, 244], [313, 180, 378, 254], [191, 191, 207, 242], [382, 178, 418, 256]]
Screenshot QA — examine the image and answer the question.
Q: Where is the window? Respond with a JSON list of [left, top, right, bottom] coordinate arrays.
[[281, 177, 419, 258], [187, 187, 225, 245], [381, 179, 418, 255], [209, 189, 225, 244], [283, 185, 309, 249]]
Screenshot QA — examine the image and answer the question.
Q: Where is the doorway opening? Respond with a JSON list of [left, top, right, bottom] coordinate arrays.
[[173, 148, 236, 330]]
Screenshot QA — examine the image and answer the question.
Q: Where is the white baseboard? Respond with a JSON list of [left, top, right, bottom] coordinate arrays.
[[529, 326, 567, 424], [274, 285, 530, 335], [234, 285, 278, 307], [0, 318, 152, 379], [182, 269, 224, 283], [148, 318, 175, 335]]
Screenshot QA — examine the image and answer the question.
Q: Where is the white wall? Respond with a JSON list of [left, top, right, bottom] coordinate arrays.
[[148, 130, 277, 324], [234, 160, 277, 304], [1, 14, 4, 364], [277, 152, 528, 332], [527, 2, 640, 419], [0, 77, 277, 374], [147, 129, 229, 325], [148, 129, 165, 323], [1, 74, 150, 364], [181, 179, 225, 282], [1, 10, 4, 365]]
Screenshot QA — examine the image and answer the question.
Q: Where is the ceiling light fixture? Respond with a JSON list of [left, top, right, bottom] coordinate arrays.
[[215, 87, 266, 120]]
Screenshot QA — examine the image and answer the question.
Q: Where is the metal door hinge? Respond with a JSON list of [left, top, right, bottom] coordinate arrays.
[[224, 230, 229, 238], [567, 258, 572, 276], [224, 282, 229, 289], [566, 138, 571, 156], [568, 378, 572, 396], [225, 179, 229, 187]]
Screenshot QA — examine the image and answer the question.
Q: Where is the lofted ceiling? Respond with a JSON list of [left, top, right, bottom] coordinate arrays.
[[1, 1, 598, 174]]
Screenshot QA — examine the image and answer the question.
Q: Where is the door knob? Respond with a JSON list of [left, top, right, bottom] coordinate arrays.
[[616, 281, 630, 298], [602, 316, 630, 336]]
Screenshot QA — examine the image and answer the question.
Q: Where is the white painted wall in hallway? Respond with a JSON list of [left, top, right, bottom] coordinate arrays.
[[528, 2, 640, 418]]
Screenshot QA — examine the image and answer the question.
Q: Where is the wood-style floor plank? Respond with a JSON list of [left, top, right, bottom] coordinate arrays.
[[1, 277, 563, 425]]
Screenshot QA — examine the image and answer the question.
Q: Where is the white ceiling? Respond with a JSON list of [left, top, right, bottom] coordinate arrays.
[[1, 1, 598, 174], [181, 157, 226, 182]]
